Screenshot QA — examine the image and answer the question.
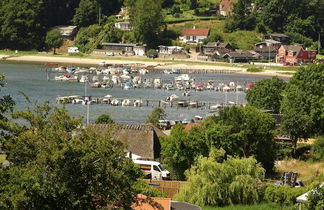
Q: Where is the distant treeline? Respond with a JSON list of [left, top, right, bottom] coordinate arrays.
[[0, 0, 323, 51]]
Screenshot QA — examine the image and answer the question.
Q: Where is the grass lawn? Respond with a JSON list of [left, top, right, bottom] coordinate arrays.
[[203, 203, 295, 210], [0, 154, 6, 163], [275, 159, 324, 185]]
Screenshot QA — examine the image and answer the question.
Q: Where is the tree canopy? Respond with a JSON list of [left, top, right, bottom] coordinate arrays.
[[246, 77, 286, 114], [95, 113, 115, 124], [145, 107, 166, 128], [132, 0, 164, 48], [0, 103, 143, 209], [45, 29, 63, 54], [161, 106, 276, 180]]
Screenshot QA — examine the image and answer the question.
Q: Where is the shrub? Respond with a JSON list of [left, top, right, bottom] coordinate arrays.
[[264, 185, 310, 205], [311, 136, 324, 161]]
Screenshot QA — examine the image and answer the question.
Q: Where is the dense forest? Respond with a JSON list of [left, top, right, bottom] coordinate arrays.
[[0, 0, 323, 51]]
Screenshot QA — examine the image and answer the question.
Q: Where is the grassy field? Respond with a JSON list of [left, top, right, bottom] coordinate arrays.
[[203, 203, 295, 210], [276, 159, 324, 184]]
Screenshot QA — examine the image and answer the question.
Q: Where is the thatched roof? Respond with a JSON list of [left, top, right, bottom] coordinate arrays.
[[89, 124, 165, 160]]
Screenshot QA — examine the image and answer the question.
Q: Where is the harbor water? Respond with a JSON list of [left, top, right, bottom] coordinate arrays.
[[0, 63, 276, 124]]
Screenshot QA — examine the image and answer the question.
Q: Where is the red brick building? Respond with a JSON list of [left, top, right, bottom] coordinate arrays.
[[276, 45, 317, 65]]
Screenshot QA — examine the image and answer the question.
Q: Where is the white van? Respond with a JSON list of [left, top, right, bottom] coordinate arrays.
[[133, 159, 170, 180], [68, 47, 80, 54]]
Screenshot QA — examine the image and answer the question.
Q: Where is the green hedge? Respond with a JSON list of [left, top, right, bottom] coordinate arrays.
[[264, 185, 310, 205]]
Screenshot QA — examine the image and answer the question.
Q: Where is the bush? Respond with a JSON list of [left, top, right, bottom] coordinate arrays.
[[146, 49, 158, 58], [264, 185, 310, 205], [311, 136, 324, 161]]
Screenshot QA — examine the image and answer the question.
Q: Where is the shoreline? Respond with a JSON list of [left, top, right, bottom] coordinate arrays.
[[0, 54, 293, 78]]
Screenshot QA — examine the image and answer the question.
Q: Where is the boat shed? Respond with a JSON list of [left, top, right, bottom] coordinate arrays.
[[223, 51, 260, 63], [89, 124, 166, 160], [99, 43, 146, 56]]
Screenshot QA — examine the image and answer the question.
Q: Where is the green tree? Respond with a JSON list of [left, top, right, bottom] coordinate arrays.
[[306, 184, 324, 210], [212, 106, 277, 172], [0, 74, 15, 145], [281, 64, 324, 145], [0, 0, 46, 49], [311, 136, 324, 161], [132, 0, 164, 48], [45, 29, 63, 54], [73, 0, 99, 27], [161, 106, 276, 180], [175, 148, 265, 206], [95, 113, 115, 124], [0, 103, 142, 209], [246, 77, 286, 114], [145, 107, 166, 127]]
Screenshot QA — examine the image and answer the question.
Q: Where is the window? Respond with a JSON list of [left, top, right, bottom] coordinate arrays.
[[140, 164, 151, 171], [158, 164, 165, 171], [153, 165, 161, 172]]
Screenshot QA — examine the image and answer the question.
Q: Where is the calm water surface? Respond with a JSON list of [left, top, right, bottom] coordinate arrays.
[[0, 63, 275, 124]]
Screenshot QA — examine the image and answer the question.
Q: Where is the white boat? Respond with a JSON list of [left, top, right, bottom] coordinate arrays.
[[55, 74, 78, 82], [182, 91, 190, 96], [103, 76, 110, 82], [102, 95, 112, 104], [139, 69, 148, 75], [90, 82, 101, 88], [111, 99, 119, 106], [236, 85, 243, 91], [121, 74, 131, 80], [210, 104, 223, 110], [175, 74, 190, 82], [111, 75, 120, 84], [122, 99, 131, 106], [79, 75, 88, 83], [92, 75, 99, 82], [153, 78, 162, 89], [223, 86, 231, 92], [134, 99, 142, 107], [53, 66, 67, 72]]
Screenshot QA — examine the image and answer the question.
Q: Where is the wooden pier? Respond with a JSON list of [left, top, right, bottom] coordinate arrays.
[[56, 96, 241, 110]]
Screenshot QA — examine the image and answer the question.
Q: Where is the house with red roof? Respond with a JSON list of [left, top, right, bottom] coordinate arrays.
[[276, 45, 317, 65], [219, 0, 234, 17], [180, 27, 209, 44]]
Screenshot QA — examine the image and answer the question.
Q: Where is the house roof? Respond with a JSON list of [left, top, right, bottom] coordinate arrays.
[[182, 28, 209, 36], [220, 0, 234, 11], [89, 124, 165, 160], [282, 45, 303, 52], [223, 51, 258, 59], [269, 33, 289, 38], [204, 42, 231, 48]]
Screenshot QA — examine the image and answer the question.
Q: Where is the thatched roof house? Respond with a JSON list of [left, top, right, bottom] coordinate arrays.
[[90, 124, 166, 160]]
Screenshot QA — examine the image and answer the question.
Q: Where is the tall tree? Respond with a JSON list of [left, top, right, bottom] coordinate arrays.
[[246, 77, 286, 114], [132, 0, 164, 48], [0, 0, 46, 49], [281, 64, 324, 136], [146, 107, 166, 128], [73, 0, 99, 27], [0, 103, 142, 209], [45, 29, 63, 54], [280, 64, 324, 155]]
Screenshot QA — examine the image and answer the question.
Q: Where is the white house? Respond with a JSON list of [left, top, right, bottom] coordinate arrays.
[[180, 27, 209, 44]]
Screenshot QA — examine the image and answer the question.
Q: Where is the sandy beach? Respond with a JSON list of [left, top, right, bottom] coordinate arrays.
[[0, 54, 293, 78]]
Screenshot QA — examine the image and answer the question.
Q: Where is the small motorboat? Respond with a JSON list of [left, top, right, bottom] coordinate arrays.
[[134, 99, 142, 107], [139, 69, 148, 75], [79, 75, 88, 83], [122, 99, 131, 106], [111, 99, 119, 106], [196, 83, 204, 91], [124, 81, 133, 90]]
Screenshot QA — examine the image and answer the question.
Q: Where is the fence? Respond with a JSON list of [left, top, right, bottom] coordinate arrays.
[[143, 179, 187, 198]]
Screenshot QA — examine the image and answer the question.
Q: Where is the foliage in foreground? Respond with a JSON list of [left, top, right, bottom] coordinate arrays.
[[175, 148, 265, 207], [246, 77, 286, 114], [311, 136, 324, 161], [161, 106, 276, 180], [146, 107, 166, 128], [281, 64, 324, 154], [264, 185, 310, 205], [95, 113, 115, 124], [0, 103, 142, 209]]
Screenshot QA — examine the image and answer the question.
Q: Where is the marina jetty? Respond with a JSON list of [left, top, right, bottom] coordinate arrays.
[[56, 95, 241, 111]]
